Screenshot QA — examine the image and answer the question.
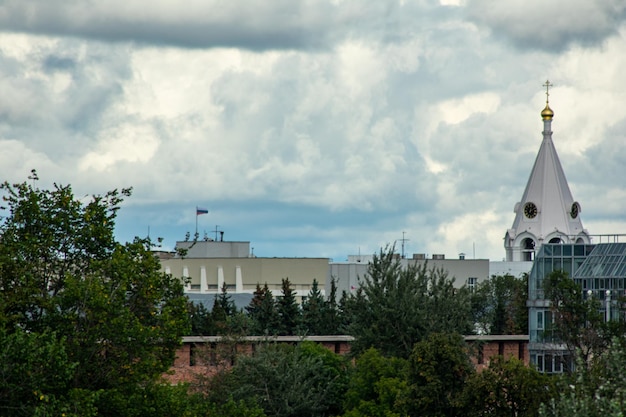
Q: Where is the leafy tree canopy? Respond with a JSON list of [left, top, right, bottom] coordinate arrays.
[[543, 270, 626, 367], [342, 348, 408, 417], [0, 173, 190, 415], [209, 341, 348, 417], [472, 273, 528, 335], [462, 356, 555, 417], [401, 332, 474, 417], [541, 338, 626, 417], [347, 247, 474, 358]]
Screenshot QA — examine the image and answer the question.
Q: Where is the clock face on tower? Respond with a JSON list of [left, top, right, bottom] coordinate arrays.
[[524, 202, 538, 219], [570, 202, 580, 219]]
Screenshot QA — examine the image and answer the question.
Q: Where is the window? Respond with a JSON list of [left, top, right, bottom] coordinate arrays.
[[467, 277, 478, 291], [523, 238, 536, 261], [536, 354, 544, 372], [545, 354, 553, 373], [534, 353, 568, 374]]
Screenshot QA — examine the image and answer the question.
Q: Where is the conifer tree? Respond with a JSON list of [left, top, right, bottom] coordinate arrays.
[[246, 283, 280, 335], [211, 283, 237, 334], [338, 289, 355, 334], [301, 279, 325, 335], [246, 283, 266, 318], [189, 301, 214, 335], [346, 247, 473, 358], [277, 278, 301, 336], [322, 277, 341, 335]]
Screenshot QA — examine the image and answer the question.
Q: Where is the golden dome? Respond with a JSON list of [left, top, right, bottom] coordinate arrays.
[[541, 103, 554, 120]]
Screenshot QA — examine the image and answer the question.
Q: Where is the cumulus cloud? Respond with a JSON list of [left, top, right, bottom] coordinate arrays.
[[1, 1, 625, 261], [467, 0, 626, 51]]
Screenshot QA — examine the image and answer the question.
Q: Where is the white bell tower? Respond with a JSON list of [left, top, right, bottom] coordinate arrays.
[[504, 81, 590, 261]]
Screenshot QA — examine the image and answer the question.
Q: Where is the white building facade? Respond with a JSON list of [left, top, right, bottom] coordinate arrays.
[[504, 85, 590, 262]]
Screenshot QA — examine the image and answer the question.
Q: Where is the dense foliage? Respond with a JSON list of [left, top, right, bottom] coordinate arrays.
[[543, 270, 626, 368], [472, 273, 529, 335], [463, 356, 554, 417], [204, 341, 348, 417], [346, 248, 474, 358], [190, 277, 344, 337], [0, 174, 218, 416], [540, 337, 626, 417], [12, 174, 626, 416]]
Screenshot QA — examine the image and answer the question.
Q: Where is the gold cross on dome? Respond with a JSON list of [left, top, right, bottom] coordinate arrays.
[[543, 80, 553, 102]]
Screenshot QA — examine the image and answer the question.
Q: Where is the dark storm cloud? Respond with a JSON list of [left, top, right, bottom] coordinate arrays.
[[0, 0, 364, 51], [466, 0, 626, 52], [0, 1, 462, 51]]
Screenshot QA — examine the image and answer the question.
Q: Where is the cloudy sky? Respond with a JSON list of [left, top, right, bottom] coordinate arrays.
[[1, 0, 625, 262]]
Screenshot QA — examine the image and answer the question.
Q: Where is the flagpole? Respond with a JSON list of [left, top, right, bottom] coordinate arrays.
[[195, 207, 208, 239]]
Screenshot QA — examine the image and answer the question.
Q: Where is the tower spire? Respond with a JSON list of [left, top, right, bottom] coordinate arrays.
[[541, 80, 554, 120], [504, 82, 590, 261]]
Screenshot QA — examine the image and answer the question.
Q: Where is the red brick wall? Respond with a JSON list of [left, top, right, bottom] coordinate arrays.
[[468, 340, 529, 372], [163, 336, 529, 383], [163, 338, 353, 384]]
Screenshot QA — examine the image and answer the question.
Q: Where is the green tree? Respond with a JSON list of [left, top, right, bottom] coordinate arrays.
[[338, 289, 355, 334], [224, 310, 253, 336], [543, 270, 625, 367], [461, 356, 555, 417], [401, 332, 474, 417], [321, 277, 341, 335], [347, 248, 473, 358], [540, 338, 626, 417], [215, 282, 237, 317], [212, 282, 238, 334], [0, 328, 92, 416], [473, 274, 528, 334], [343, 348, 408, 417], [189, 301, 214, 336], [209, 342, 348, 417], [204, 398, 267, 417], [301, 279, 325, 334], [246, 283, 280, 335], [0, 174, 189, 413], [277, 278, 301, 336]]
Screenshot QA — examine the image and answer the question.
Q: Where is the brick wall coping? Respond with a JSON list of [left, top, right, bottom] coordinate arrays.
[[464, 335, 529, 342], [181, 334, 527, 344], [182, 335, 356, 343]]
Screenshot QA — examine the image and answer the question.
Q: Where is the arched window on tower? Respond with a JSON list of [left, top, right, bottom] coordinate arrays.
[[549, 237, 562, 244], [523, 238, 535, 261]]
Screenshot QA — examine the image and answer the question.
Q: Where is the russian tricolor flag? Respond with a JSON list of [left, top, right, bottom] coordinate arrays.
[[196, 207, 209, 215]]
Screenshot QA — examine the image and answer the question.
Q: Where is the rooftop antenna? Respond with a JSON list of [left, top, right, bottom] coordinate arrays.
[[399, 231, 409, 259], [212, 225, 223, 241]]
